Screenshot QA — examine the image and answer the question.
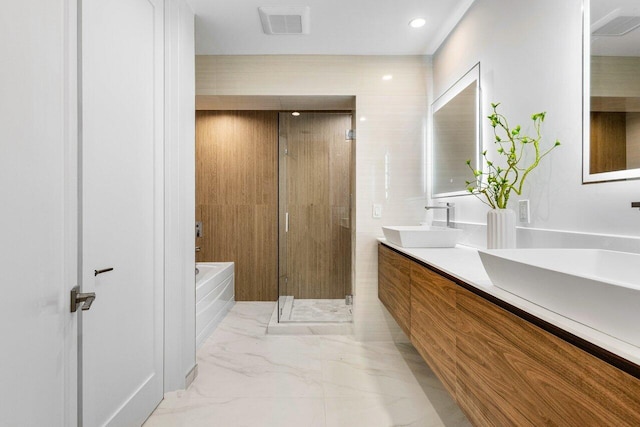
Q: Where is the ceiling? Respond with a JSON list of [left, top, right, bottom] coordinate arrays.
[[188, 0, 476, 55], [591, 0, 640, 56]]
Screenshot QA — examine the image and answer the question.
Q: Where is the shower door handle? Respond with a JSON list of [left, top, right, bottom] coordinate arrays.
[[285, 212, 289, 233]]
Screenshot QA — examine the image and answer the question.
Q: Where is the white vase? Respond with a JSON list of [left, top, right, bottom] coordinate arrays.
[[486, 208, 516, 249]]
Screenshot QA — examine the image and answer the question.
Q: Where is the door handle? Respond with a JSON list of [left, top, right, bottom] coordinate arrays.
[[285, 212, 289, 233], [70, 287, 96, 312], [94, 267, 114, 276]]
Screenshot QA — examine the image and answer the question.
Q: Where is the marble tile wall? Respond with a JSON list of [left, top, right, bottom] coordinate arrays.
[[196, 55, 431, 341]]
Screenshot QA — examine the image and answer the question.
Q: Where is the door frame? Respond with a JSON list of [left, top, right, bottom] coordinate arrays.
[[64, 0, 79, 424]]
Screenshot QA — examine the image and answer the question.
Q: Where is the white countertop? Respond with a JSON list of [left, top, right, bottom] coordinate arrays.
[[379, 239, 640, 367]]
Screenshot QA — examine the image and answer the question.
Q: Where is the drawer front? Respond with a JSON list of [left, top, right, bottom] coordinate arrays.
[[378, 244, 411, 336]]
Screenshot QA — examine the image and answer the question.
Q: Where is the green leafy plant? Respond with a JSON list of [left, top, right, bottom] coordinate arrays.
[[466, 103, 560, 209]]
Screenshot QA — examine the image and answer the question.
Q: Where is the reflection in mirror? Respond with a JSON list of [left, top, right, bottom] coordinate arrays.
[[585, 0, 640, 182], [432, 63, 481, 197]]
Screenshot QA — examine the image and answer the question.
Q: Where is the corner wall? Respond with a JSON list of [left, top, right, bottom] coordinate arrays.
[[432, 0, 640, 249], [164, 0, 196, 392], [195, 55, 430, 340]]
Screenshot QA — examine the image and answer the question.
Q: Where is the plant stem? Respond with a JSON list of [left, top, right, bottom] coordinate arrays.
[[467, 104, 559, 209]]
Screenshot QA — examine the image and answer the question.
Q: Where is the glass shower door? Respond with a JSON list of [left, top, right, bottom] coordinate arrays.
[[278, 112, 353, 323]]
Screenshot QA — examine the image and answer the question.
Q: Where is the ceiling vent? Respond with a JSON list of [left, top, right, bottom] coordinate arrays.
[[592, 15, 640, 36], [258, 6, 310, 35]]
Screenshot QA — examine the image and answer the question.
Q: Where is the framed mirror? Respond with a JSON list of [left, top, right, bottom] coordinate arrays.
[[584, 0, 640, 182], [431, 63, 481, 197]]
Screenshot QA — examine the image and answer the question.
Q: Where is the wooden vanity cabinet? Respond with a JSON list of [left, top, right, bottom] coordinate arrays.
[[378, 244, 411, 336], [455, 287, 640, 426], [410, 263, 457, 396], [378, 243, 640, 426]]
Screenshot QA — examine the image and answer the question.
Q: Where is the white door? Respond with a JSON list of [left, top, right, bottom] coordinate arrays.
[[1, 1, 77, 425], [81, 0, 165, 425]]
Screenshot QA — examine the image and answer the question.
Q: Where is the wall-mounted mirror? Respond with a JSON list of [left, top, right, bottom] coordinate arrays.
[[432, 63, 481, 197], [584, 0, 640, 182]]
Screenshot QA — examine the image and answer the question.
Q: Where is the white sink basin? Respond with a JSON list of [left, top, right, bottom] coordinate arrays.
[[479, 249, 640, 347], [382, 226, 462, 248]]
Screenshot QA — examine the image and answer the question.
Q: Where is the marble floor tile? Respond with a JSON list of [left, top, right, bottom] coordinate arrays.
[[319, 335, 410, 357], [145, 396, 326, 427], [144, 302, 471, 427], [191, 345, 324, 398], [324, 396, 442, 427], [211, 301, 274, 338], [321, 351, 426, 398], [202, 327, 323, 358]]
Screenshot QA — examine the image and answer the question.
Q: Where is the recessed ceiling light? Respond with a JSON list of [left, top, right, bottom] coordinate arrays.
[[291, 111, 301, 116], [382, 75, 393, 81], [360, 116, 367, 122], [409, 18, 426, 28]]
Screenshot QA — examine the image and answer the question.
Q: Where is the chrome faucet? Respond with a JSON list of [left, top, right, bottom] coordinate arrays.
[[425, 202, 455, 228]]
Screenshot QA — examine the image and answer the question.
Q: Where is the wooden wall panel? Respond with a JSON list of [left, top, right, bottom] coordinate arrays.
[[590, 112, 627, 174], [280, 113, 352, 299], [196, 111, 278, 301], [377, 245, 411, 336], [627, 112, 640, 169], [455, 286, 640, 426]]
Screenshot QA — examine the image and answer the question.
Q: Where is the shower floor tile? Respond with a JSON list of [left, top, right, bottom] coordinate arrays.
[[281, 297, 353, 323]]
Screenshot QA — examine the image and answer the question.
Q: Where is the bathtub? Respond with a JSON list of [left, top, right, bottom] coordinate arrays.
[[196, 262, 235, 349]]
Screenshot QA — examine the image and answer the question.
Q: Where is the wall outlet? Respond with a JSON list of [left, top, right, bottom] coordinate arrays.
[[372, 203, 382, 219], [518, 200, 530, 223]]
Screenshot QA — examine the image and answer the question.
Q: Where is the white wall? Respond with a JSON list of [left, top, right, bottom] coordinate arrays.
[[164, 0, 196, 392], [432, 0, 640, 250], [0, 0, 77, 425], [195, 55, 429, 341]]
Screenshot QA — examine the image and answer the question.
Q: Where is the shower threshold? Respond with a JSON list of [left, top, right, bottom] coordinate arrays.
[[267, 296, 354, 335], [279, 296, 352, 323]]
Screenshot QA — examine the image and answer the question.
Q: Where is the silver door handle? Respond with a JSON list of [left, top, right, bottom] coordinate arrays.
[[70, 287, 96, 312], [285, 212, 289, 233], [94, 267, 114, 276]]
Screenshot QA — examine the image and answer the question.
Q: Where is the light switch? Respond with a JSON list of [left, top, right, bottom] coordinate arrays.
[[518, 200, 530, 223], [372, 204, 382, 219]]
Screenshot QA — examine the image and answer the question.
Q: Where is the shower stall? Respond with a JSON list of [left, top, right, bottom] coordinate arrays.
[[277, 112, 353, 323]]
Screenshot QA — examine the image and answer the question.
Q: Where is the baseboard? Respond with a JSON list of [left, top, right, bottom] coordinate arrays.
[[185, 364, 198, 388]]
